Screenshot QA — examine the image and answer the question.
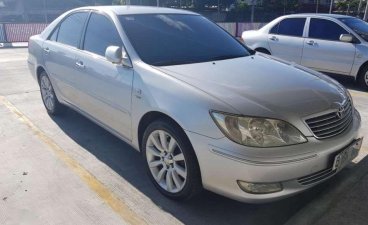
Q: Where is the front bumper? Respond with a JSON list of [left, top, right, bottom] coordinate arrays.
[[186, 109, 362, 203]]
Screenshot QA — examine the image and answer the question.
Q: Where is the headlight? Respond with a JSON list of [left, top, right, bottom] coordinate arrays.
[[211, 111, 307, 147]]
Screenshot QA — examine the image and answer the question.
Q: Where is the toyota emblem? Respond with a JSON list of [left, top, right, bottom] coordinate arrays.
[[336, 106, 345, 118]]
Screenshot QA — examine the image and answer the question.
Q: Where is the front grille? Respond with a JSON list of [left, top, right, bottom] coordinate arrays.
[[305, 100, 353, 139], [297, 167, 336, 185]]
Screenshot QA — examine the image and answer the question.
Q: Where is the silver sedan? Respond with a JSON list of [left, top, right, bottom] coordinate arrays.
[[28, 6, 362, 203]]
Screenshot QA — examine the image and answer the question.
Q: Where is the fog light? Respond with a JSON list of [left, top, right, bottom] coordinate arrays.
[[237, 181, 283, 194]]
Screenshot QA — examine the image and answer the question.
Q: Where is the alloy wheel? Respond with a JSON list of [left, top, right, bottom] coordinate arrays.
[[146, 130, 187, 193], [40, 75, 55, 111]]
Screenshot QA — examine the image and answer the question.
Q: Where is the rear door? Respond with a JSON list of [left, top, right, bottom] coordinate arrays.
[[267, 17, 306, 63], [43, 11, 89, 104], [73, 12, 134, 139], [301, 18, 356, 75]]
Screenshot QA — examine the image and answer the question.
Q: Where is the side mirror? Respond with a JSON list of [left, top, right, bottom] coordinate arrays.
[[105, 46, 132, 68], [339, 34, 353, 43]]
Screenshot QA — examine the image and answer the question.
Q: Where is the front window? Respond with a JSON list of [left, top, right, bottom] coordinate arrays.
[[83, 13, 122, 56], [119, 14, 251, 66], [308, 18, 349, 41], [339, 17, 368, 42]]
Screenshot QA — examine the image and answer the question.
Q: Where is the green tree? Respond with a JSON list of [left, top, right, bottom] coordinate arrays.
[[234, 0, 248, 12], [336, 0, 362, 13]]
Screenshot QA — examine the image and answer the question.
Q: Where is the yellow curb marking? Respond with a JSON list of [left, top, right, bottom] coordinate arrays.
[[0, 96, 147, 225]]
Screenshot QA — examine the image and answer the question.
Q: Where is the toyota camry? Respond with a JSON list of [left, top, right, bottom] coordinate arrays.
[[28, 6, 362, 203]]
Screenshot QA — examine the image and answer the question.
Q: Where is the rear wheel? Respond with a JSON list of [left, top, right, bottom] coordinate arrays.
[[142, 119, 202, 200], [358, 66, 368, 90], [39, 71, 66, 115]]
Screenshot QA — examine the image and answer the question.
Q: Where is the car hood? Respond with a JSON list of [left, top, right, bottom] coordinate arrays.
[[155, 54, 347, 121]]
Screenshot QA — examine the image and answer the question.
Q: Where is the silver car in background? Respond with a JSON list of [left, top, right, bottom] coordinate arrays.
[[242, 14, 368, 90], [28, 6, 362, 203]]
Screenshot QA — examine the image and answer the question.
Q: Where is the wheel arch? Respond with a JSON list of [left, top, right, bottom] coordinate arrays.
[[36, 65, 46, 84], [138, 111, 185, 151], [357, 60, 368, 80], [137, 111, 201, 169]]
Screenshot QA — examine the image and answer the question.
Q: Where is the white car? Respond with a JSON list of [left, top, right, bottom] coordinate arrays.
[[242, 14, 368, 90]]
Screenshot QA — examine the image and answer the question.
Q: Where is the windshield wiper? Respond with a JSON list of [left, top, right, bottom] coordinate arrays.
[[208, 54, 246, 61], [153, 59, 198, 66]]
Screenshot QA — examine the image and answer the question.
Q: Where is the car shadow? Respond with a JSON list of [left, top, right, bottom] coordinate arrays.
[[326, 73, 366, 92], [49, 106, 359, 225]]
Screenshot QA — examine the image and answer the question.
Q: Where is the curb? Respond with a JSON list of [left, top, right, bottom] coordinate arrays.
[[0, 42, 28, 48], [285, 148, 368, 225]]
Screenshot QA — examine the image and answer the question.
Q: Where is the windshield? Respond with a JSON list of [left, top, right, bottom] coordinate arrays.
[[339, 17, 368, 41], [119, 14, 251, 66]]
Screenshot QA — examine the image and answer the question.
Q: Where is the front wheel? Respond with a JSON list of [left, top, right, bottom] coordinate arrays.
[[142, 119, 202, 200]]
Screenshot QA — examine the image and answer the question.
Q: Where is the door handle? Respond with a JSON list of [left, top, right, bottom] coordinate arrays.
[[75, 61, 85, 69], [43, 47, 50, 54], [306, 40, 316, 45], [269, 36, 278, 41]]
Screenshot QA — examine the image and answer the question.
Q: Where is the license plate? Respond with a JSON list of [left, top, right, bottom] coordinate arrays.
[[332, 138, 363, 171]]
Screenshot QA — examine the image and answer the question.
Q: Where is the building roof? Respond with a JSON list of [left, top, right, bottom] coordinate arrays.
[[78, 6, 199, 16]]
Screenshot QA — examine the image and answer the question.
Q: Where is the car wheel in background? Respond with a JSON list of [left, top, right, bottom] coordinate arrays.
[[358, 65, 368, 91], [142, 119, 202, 200], [39, 71, 66, 115]]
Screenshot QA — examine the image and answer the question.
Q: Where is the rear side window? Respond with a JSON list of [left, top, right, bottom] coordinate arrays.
[[270, 18, 306, 37], [270, 24, 278, 34], [49, 27, 59, 41], [83, 13, 122, 56], [309, 18, 349, 41], [57, 12, 88, 48]]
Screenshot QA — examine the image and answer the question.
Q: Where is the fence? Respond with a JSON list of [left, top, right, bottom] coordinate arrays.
[[4, 24, 48, 42], [0, 22, 266, 43]]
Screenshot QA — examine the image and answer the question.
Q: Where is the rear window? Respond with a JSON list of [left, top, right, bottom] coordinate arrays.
[[270, 18, 306, 37]]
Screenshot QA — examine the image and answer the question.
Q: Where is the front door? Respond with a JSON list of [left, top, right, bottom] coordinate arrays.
[[301, 18, 356, 75]]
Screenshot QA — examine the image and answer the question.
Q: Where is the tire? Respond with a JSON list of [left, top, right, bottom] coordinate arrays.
[[358, 65, 368, 90], [142, 119, 202, 200], [255, 48, 271, 55], [39, 71, 66, 115]]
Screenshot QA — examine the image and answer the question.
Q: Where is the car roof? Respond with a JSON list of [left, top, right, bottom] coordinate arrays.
[[285, 13, 354, 19], [77, 5, 199, 16]]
